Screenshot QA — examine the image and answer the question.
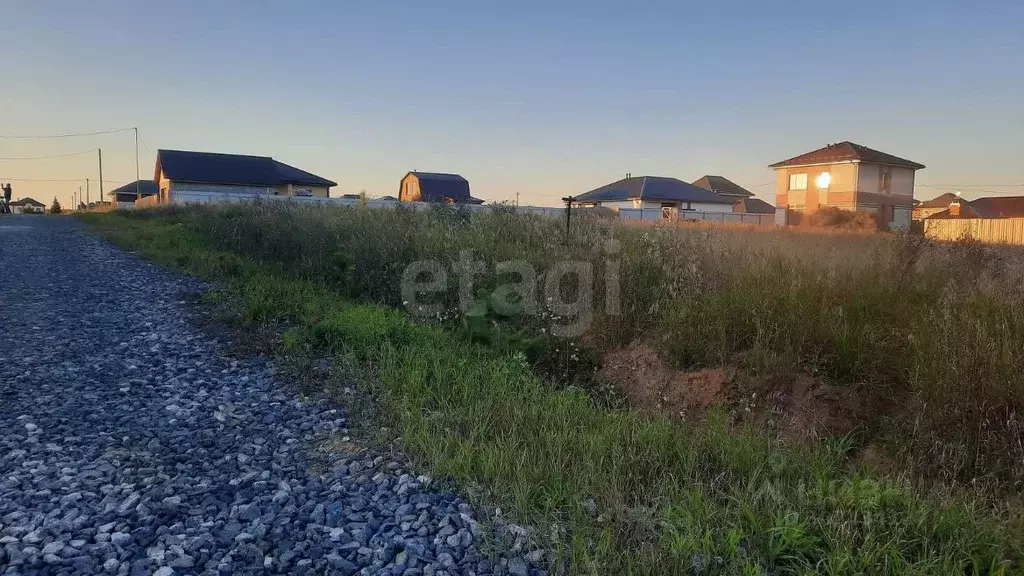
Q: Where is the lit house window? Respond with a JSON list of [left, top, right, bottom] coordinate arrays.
[[789, 173, 808, 190]]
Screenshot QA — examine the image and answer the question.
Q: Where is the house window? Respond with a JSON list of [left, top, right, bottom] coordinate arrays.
[[789, 173, 808, 190], [879, 166, 892, 193]]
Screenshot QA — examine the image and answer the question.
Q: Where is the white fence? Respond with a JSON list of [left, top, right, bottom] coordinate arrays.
[[616, 207, 776, 227]]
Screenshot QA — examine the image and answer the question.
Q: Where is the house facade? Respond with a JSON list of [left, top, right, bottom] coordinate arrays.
[[576, 175, 736, 216], [9, 198, 46, 214], [769, 141, 925, 230], [399, 172, 482, 204], [108, 180, 159, 209], [153, 149, 336, 205]]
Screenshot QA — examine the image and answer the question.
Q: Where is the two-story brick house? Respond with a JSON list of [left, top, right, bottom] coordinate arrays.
[[769, 141, 925, 230]]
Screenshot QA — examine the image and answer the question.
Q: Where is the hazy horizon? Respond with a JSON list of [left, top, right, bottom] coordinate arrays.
[[1, 0, 1022, 209]]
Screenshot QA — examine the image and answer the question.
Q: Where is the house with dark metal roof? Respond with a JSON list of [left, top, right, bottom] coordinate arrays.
[[769, 141, 926, 230], [732, 197, 776, 215], [153, 149, 337, 205], [399, 172, 484, 204], [692, 175, 777, 215], [108, 180, 159, 209], [575, 175, 735, 215], [692, 175, 754, 198]]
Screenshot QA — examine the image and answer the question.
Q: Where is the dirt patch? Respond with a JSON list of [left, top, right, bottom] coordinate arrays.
[[599, 344, 866, 440], [751, 373, 865, 440], [853, 443, 896, 475], [598, 343, 733, 415]]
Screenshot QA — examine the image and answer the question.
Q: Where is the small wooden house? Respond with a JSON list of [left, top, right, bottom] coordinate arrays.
[[399, 172, 482, 204]]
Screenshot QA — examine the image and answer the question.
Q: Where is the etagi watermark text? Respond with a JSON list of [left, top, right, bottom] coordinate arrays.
[[400, 241, 621, 337]]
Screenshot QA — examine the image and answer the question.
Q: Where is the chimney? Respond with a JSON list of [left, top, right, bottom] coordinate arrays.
[[949, 199, 961, 217]]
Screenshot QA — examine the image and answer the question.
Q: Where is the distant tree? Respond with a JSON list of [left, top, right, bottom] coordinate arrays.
[[50, 198, 62, 214]]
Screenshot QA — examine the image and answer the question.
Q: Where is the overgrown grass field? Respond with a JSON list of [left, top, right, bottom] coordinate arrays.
[[84, 204, 1024, 574]]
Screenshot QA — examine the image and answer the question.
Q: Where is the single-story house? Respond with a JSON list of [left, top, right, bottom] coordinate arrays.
[[10, 198, 46, 214], [575, 175, 735, 214], [153, 149, 337, 204], [913, 192, 959, 220], [968, 196, 1024, 218], [733, 197, 776, 214], [923, 194, 1024, 220], [399, 172, 484, 204], [692, 175, 753, 198], [108, 180, 159, 209], [692, 174, 775, 214]]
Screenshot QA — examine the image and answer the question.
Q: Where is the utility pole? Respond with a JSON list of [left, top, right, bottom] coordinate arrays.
[[86, 178, 90, 207], [98, 149, 104, 206], [516, 192, 520, 207], [135, 127, 141, 200], [561, 195, 575, 243]]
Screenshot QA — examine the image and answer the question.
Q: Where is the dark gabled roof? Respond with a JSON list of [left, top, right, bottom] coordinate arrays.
[[10, 197, 45, 207], [769, 141, 925, 170], [108, 180, 159, 197], [970, 196, 1024, 218], [411, 172, 468, 182], [576, 176, 735, 204], [734, 197, 776, 214], [156, 149, 336, 188], [274, 160, 337, 188], [692, 175, 753, 197], [917, 192, 960, 208], [406, 171, 471, 202], [376, 195, 399, 201]]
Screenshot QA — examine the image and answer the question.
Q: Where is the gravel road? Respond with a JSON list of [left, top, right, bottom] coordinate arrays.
[[0, 217, 538, 576]]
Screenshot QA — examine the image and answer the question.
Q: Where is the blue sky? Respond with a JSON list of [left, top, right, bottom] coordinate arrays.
[[1, 0, 1022, 208]]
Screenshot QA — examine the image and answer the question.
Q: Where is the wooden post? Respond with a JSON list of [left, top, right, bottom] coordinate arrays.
[[562, 195, 575, 243]]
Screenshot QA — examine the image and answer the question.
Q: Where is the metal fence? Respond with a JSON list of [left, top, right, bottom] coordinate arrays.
[[616, 207, 776, 227], [924, 217, 1024, 245]]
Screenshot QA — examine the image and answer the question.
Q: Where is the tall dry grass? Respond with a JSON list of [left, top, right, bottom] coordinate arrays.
[[136, 202, 1024, 487]]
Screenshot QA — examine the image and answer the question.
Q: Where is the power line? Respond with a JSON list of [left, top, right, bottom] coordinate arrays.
[[917, 183, 1024, 188], [0, 176, 131, 183], [137, 132, 151, 154], [0, 149, 97, 161], [0, 127, 135, 140]]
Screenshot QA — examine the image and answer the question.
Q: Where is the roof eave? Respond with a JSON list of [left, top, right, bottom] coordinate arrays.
[[769, 159, 925, 170], [168, 178, 280, 187]]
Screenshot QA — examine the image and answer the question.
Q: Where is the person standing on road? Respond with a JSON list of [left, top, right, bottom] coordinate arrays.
[[1, 183, 11, 214]]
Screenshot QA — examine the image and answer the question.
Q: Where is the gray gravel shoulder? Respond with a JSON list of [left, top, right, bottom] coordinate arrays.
[[0, 216, 541, 576]]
